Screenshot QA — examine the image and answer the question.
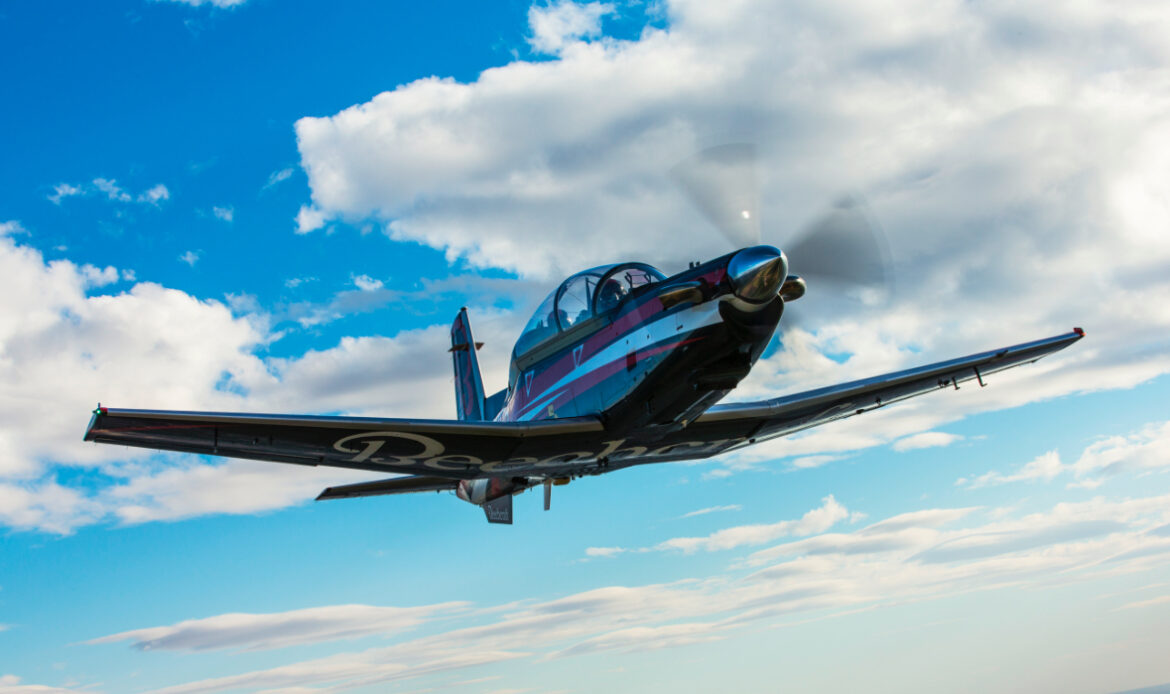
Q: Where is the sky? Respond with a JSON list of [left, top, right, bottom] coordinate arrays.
[[2, 0, 1170, 692]]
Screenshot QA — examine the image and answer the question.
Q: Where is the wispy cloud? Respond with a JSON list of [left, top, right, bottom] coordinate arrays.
[[139, 183, 170, 205], [680, 504, 742, 519], [89, 603, 470, 652], [47, 178, 170, 207], [178, 250, 201, 266], [585, 496, 847, 558], [0, 674, 91, 693], [155, 0, 249, 8], [93, 177, 131, 202], [263, 167, 294, 191], [0, 220, 27, 236], [351, 274, 384, 291], [284, 276, 316, 289], [47, 183, 83, 205], [893, 432, 963, 452], [956, 420, 1170, 490], [92, 491, 1170, 692], [1114, 595, 1170, 611], [957, 450, 1064, 488]]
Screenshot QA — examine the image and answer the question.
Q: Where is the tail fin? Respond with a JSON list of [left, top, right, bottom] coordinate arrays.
[[450, 308, 488, 421]]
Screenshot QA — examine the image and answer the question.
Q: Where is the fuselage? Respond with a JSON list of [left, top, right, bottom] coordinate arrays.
[[495, 246, 790, 437]]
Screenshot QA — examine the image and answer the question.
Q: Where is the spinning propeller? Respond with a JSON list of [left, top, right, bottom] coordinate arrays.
[[671, 143, 891, 299]]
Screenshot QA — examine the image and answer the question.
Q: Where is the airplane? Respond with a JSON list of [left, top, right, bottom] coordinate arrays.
[[83, 147, 1085, 524], [83, 241, 1083, 523]]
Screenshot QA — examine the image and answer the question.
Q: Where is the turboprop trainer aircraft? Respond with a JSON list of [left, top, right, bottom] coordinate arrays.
[[83, 148, 1084, 523], [83, 245, 1083, 523]]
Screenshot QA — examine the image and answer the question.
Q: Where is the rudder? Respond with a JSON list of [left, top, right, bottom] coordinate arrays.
[[450, 308, 488, 421]]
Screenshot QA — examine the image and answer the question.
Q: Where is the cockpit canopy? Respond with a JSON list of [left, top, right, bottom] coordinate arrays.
[[514, 262, 667, 357]]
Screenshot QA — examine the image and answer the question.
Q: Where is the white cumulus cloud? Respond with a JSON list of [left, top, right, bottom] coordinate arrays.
[[528, 0, 615, 55], [893, 431, 963, 452]]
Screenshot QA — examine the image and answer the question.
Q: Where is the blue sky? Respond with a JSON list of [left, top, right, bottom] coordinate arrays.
[[2, 0, 1170, 692]]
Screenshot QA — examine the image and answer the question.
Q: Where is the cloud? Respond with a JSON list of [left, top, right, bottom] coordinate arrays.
[[585, 495, 848, 557], [0, 230, 534, 533], [954, 420, 1170, 489], [893, 431, 963, 452], [1115, 595, 1170, 611], [957, 450, 1064, 488], [93, 490, 1170, 693], [211, 205, 233, 222], [264, 167, 294, 191], [46, 183, 83, 205], [0, 482, 105, 536], [178, 250, 201, 266], [280, 274, 540, 330], [584, 546, 626, 558], [295, 205, 326, 234], [93, 177, 131, 202], [351, 274, 383, 291], [655, 495, 848, 553], [528, 1, 615, 55], [139, 184, 171, 205], [283, 276, 316, 289], [47, 178, 170, 207], [103, 458, 371, 526], [0, 220, 27, 236], [0, 231, 377, 533], [1072, 420, 1170, 481], [680, 504, 742, 518], [89, 603, 469, 652], [155, 0, 248, 8], [0, 674, 90, 693]]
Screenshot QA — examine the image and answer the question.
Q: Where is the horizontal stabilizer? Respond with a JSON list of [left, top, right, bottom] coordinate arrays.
[[483, 494, 513, 524], [317, 475, 457, 501]]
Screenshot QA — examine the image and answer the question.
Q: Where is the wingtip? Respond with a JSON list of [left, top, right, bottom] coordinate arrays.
[[83, 404, 107, 442], [1073, 326, 1085, 337]]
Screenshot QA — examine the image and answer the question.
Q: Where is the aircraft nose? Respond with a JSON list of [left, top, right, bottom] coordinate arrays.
[[728, 245, 788, 304]]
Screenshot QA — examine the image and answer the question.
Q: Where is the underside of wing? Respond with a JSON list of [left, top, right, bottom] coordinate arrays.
[[316, 475, 458, 500], [686, 328, 1085, 444], [83, 329, 1084, 481], [84, 408, 604, 479]]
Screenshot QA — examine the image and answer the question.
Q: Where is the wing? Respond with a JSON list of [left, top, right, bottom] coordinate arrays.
[[84, 409, 604, 479], [84, 329, 1083, 478], [316, 475, 457, 500], [685, 328, 1085, 445]]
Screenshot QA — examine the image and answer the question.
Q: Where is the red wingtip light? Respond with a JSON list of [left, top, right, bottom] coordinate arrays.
[[1073, 327, 1084, 336]]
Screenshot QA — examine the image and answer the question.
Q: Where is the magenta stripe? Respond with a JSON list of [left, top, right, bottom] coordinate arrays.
[[516, 335, 706, 420], [507, 267, 728, 419]]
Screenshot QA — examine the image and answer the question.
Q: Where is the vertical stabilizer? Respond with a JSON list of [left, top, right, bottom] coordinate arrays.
[[450, 308, 488, 421]]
